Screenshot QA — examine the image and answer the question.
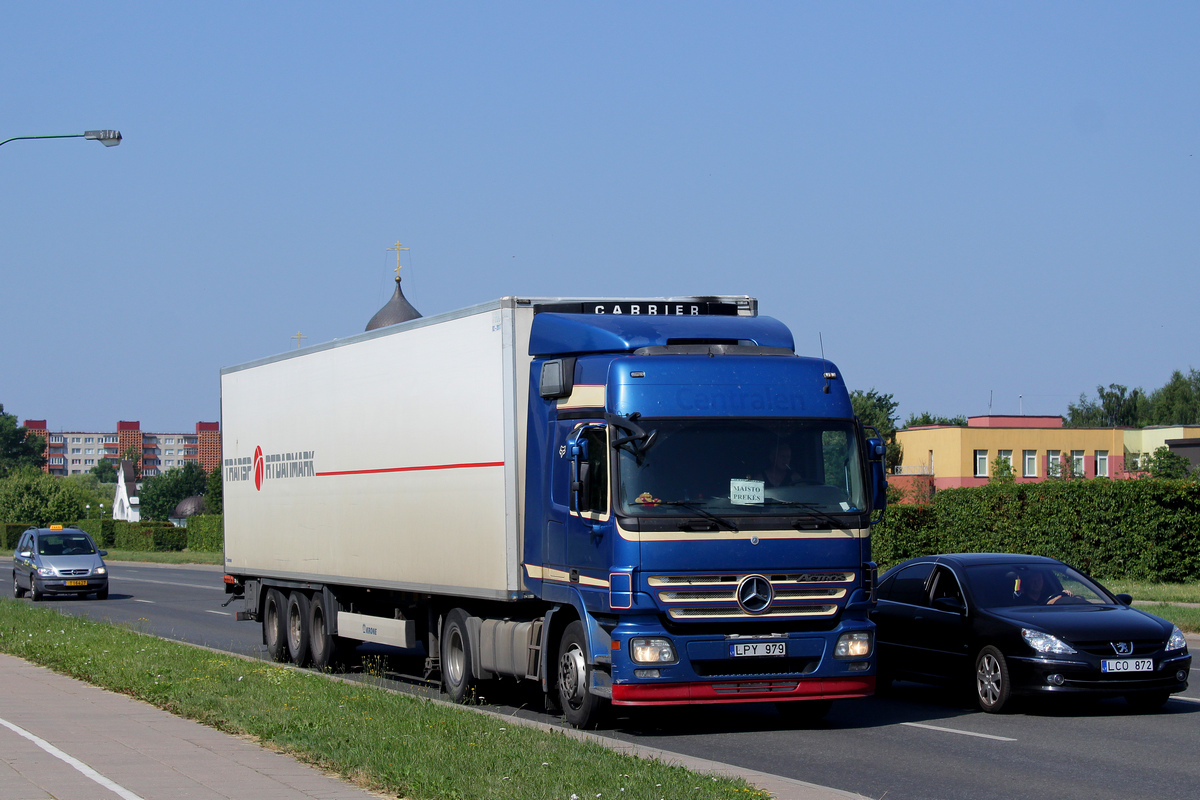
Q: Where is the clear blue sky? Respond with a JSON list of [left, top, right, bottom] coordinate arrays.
[[3, 3, 1197, 432]]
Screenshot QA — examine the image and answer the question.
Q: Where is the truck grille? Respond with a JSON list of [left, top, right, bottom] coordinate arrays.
[[647, 572, 853, 621]]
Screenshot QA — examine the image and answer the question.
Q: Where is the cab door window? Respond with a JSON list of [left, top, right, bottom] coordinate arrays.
[[572, 425, 609, 516]]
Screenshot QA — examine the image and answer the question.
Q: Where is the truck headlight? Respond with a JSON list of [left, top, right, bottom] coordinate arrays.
[[835, 631, 872, 658], [630, 637, 678, 664]]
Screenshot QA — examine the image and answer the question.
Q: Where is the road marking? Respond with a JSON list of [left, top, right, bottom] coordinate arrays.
[[115, 576, 221, 591], [133, 599, 155, 604], [900, 722, 1016, 741], [205, 610, 231, 616], [0, 716, 146, 800]]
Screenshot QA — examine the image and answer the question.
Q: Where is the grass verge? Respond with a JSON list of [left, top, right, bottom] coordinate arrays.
[[1104, 580, 1200, 605], [0, 598, 766, 800], [103, 549, 223, 565], [1136, 603, 1200, 634]]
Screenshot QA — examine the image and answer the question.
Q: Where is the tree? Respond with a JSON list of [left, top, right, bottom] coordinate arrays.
[[1065, 384, 1149, 428], [851, 388, 902, 473], [122, 447, 142, 479], [903, 412, 967, 428], [138, 462, 208, 521], [205, 465, 223, 515], [91, 459, 118, 483], [0, 467, 88, 526], [989, 455, 1015, 484], [1141, 446, 1195, 480], [1147, 370, 1200, 426], [0, 404, 46, 478]]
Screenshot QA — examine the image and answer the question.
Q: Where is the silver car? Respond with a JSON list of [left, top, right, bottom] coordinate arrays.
[[13, 526, 109, 601]]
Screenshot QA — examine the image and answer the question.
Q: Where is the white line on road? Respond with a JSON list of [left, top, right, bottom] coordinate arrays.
[[115, 576, 221, 591], [900, 722, 1016, 741], [205, 610, 231, 616], [133, 599, 155, 604], [0, 715, 146, 800]]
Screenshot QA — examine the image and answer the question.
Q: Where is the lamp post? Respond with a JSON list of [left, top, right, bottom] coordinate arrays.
[[86, 504, 92, 520], [0, 130, 122, 148]]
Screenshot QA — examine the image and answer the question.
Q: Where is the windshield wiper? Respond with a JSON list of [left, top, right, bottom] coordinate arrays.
[[657, 501, 740, 533], [763, 500, 852, 531]]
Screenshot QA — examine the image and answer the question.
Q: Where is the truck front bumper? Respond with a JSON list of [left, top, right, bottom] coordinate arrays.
[[612, 676, 874, 705]]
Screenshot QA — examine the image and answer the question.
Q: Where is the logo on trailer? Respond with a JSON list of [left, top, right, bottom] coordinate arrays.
[[736, 574, 773, 615], [254, 446, 265, 491]]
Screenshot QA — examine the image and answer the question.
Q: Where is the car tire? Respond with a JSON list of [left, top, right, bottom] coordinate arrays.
[[30, 582, 43, 603], [441, 609, 478, 704], [13, 572, 25, 599], [286, 591, 312, 667], [555, 620, 602, 729], [95, 586, 108, 600], [263, 588, 289, 662], [1125, 691, 1170, 712], [975, 646, 1012, 713], [775, 699, 833, 726]]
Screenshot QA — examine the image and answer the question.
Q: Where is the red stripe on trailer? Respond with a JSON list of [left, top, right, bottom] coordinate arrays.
[[316, 461, 504, 477]]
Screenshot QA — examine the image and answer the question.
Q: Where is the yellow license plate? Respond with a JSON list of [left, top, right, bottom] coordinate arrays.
[[65, 580, 88, 587]]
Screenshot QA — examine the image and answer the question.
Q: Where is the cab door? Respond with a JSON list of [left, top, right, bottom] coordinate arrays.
[[14, 532, 33, 590], [564, 423, 611, 575]]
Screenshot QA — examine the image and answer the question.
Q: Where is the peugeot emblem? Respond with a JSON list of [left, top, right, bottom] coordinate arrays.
[[736, 574, 773, 615], [1111, 641, 1133, 655]]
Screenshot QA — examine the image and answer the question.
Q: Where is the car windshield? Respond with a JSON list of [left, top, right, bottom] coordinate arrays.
[[966, 563, 1113, 608], [37, 534, 96, 557], [615, 418, 866, 516]]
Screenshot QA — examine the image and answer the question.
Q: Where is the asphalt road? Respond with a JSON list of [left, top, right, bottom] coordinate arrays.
[[27, 562, 1200, 800]]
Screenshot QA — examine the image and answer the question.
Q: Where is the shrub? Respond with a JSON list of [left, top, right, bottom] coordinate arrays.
[[186, 515, 223, 552], [112, 521, 187, 552]]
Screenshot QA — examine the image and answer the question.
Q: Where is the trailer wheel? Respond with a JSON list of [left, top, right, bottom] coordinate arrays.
[[263, 588, 289, 662], [555, 620, 601, 729], [309, 593, 356, 671], [441, 609, 477, 703], [287, 591, 312, 667]]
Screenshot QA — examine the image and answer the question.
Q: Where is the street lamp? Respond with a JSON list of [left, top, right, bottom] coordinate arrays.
[[0, 129, 122, 148]]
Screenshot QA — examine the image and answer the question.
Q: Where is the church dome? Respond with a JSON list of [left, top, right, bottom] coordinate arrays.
[[366, 276, 422, 331]]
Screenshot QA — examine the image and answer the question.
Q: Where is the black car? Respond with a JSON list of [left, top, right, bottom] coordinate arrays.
[[13, 525, 109, 601], [871, 553, 1190, 712]]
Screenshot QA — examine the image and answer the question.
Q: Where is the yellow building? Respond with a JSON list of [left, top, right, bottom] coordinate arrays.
[[892, 416, 1200, 493]]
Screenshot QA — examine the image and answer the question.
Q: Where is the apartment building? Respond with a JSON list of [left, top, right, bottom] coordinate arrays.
[[23, 420, 221, 477]]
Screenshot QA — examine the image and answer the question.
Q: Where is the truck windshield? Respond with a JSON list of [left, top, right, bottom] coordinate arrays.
[[615, 418, 867, 517]]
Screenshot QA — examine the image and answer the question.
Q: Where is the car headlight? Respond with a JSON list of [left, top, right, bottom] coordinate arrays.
[[1021, 628, 1077, 655], [36, 566, 56, 577], [1166, 625, 1187, 652], [629, 637, 677, 664], [93, 567, 107, 575], [835, 631, 872, 658]]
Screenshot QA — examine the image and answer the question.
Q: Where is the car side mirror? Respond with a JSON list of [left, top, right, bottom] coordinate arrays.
[[1114, 593, 1133, 606], [18, 551, 32, 559], [98, 550, 108, 558], [932, 596, 965, 614]]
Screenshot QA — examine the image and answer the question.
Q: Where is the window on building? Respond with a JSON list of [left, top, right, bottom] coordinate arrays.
[[84, 437, 94, 443], [50, 435, 63, 443], [165, 459, 174, 466], [1096, 451, 1109, 477], [1023, 450, 1037, 477], [164, 438, 175, 445], [166, 449, 174, 455], [71, 448, 81, 454], [50, 457, 63, 465], [185, 437, 198, 444], [998, 450, 1013, 473], [84, 448, 94, 454], [104, 435, 118, 443], [71, 459, 81, 465], [71, 437, 81, 443], [1071, 450, 1085, 477], [1047, 450, 1061, 477], [974, 450, 988, 477], [85, 459, 94, 465]]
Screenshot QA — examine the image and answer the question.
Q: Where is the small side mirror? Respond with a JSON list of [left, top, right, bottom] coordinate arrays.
[[98, 550, 108, 558], [18, 551, 32, 559], [1114, 593, 1133, 606], [932, 596, 966, 614]]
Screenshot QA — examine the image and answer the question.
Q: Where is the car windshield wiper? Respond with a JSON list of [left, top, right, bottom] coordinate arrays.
[[657, 501, 740, 533]]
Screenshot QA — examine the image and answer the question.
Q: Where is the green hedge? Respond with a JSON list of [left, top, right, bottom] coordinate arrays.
[[873, 479, 1200, 582], [111, 521, 188, 552], [2, 523, 34, 550], [186, 515, 223, 552], [73, 518, 115, 548]]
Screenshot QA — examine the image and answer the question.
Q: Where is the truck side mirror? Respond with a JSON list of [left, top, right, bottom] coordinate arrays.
[[866, 436, 887, 518], [570, 441, 593, 513]]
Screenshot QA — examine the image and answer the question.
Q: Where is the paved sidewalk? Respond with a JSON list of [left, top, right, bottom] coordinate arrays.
[[0, 654, 388, 800]]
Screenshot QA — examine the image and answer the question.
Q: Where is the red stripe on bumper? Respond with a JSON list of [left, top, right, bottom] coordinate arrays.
[[611, 677, 874, 706]]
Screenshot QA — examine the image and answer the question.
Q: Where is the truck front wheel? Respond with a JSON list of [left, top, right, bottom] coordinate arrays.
[[263, 589, 289, 662], [555, 620, 601, 729], [441, 609, 477, 703], [287, 591, 312, 667]]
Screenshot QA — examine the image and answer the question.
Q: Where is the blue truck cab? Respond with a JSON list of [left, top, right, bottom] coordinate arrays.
[[521, 301, 887, 726]]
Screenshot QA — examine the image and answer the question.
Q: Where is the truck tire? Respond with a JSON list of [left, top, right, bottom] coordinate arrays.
[[555, 620, 601, 729], [441, 609, 477, 704], [263, 588, 289, 662], [309, 593, 356, 671], [287, 591, 312, 667]]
